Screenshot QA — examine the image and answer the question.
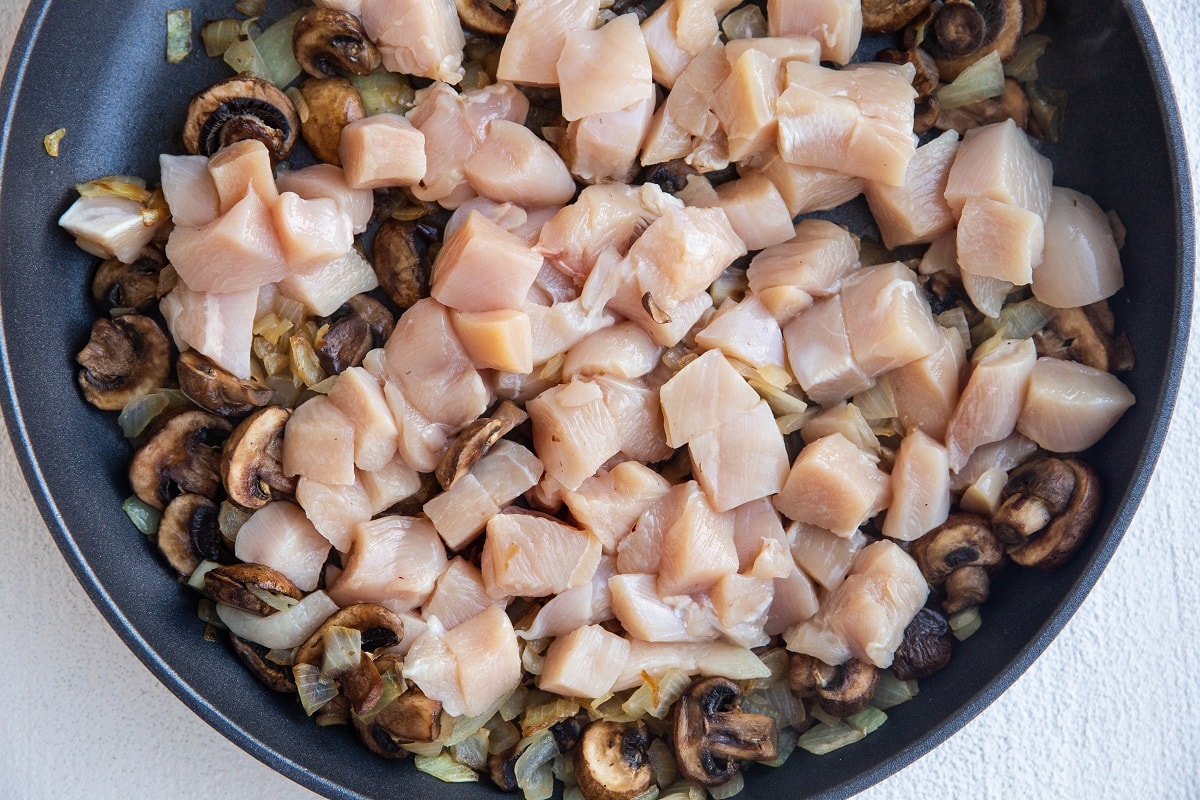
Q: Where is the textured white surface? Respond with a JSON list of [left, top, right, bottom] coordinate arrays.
[[0, 2, 1197, 799]]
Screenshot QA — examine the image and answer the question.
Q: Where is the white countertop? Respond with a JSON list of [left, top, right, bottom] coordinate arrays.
[[1, 2, 1197, 798]]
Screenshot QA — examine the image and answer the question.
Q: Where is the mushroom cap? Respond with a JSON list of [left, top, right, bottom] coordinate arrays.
[[909, 512, 1006, 584], [177, 350, 274, 419], [574, 721, 652, 800], [814, 659, 880, 717], [294, 603, 406, 666], [129, 408, 232, 510], [297, 76, 366, 166], [454, 0, 514, 36], [993, 456, 1078, 544], [942, 564, 991, 613], [156, 493, 222, 576], [91, 247, 165, 312], [891, 607, 954, 680], [292, 8, 381, 79], [183, 75, 300, 160], [370, 218, 435, 310], [436, 416, 506, 490], [76, 314, 171, 411], [1034, 303, 1133, 373], [203, 562, 303, 615], [863, 0, 934, 33], [1008, 458, 1101, 570], [228, 633, 297, 693], [927, 0, 1024, 80], [315, 308, 373, 376], [672, 676, 778, 788], [355, 687, 443, 757], [221, 406, 295, 510]]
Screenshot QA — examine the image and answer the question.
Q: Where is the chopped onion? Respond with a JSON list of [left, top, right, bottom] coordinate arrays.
[[1004, 34, 1051, 82], [289, 333, 327, 388], [845, 706, 887, 735], [499, 684, 529, 722], [200, 17, 259, 57], [936, 51, 1005, 110], [122, 495, 161, 536], [223, 36, 269, 79], [76, 174, 151, 203], [995, 297, 1055, 341], [761, 726, 799, 768], [721, 5, 767, 40], [216, 590, 339, 650], [709, 771, 743, 800], [486, 717, 522, 754], [659, 784, 707, 800], [950, 606, 982, 640], [43, 127, 65, 157], [185, 559, 221, 593], [514, 730, 558, 800], [235, 0, 267, 15], [165, 9, 192, 64], [350, 70, 417, 116], [852, 380, 897, 422], [709, 266, 749, 306], [621, 669, 691, 720], [415, 752, 480, 782], [253, 9, 305, 88], [446, 692, 512, 746], [808, 704, 841, 727], [294, 663, 339, 716], [451, 729, 490, 771], [647, 738, 678, 787], [118, 390, 192, 440], [1027, 81, 1067, 144], [797, 722, 864, 755], [552, 751, 575, 785], [564, 788, 586, 800], [247, 585, 301, 614], [321, 625, 364, 679], [521, 697, 580, 737], [937, 307, 972, 352], [871, 671, 919, 709]]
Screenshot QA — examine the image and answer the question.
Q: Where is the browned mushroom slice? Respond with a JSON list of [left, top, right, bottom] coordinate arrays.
[[370, 217, 436, 309], [1021, 0, 1046, 32], [673, 676, 778, 788], [941, 564, 991, 613], [926, 0, 1024, 80], [347, 295, 396, 344], [909, 512, 1006, 614], [177, 350, 274, 418], [76, 314, 171, 411], [574, 721, 652, 800], [1002, 457, 1101, 570], [297, 76, 366, 166], [204, 562, 304, 614], [789, 654, 880, 717], [455, 0, 514, 35], [863, 0, 933, 33], [638, 159, 696, 194], [1034, 302, 1134, 373], [315, 309, 373, 375], [228, 633, 297, 693], [354, 658, 443, 758], [91, 247, 165, 312], [487, 749, 519, 790], [292, 8, 381, 79], [295, 604, 406, 666], [183, 75, 300, 160], [221, 406, 296, 510], [129, 409, 233, 510], [891, 607, 954, 680], [436, 417, 506, 490], [156, 493, 222, 576]]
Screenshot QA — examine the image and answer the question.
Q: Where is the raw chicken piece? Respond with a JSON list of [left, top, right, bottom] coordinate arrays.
[[159, 283, 258, 379], [160, 154, 219, 228], [674, 0, 742, 55], [767, 0, 862, 64], [609, 573, 711, 642], [527, 378, 623, 490], [839, 262, 943, 376], [329, 515, 447, 609], [640, 102, 694, 167], [784, 540, 927, 668], [606, 281, 714, 348], [777, 60, 917, 186], [765, 560, 820, 636], [711, 173, 796, 250], [595, 376, 675, 464], [956, 196, 1045, 285], [165, 190, 288, 294], [338, 113, 427, 189], [383, 382, 451, 473], [563, 461, 672, 552], [775, 433, 891, 536], [360, 0, 465, 83], [1032, 187, 1124, 308], [464, 120, 577, 207], [59, 194, 168, 264], [567, 95, 657, 185], [277, 248, 380, 317], [294, 476, 373, 552], [443, 605, 522, 716], [732, 498, 788, 570], [526, 297, 616, 365], [327, 366, 398, 471], [521, 555, 616, 639], [616, 501, 664, 575], [888, 326, 966, 441], [358, 457, 422, 514], [496, 0, 602, 85], [612, 640, 770, 690], [275, 163, 374, 234], [432, 211, 545, 312], [881, 430, 951, 541], [789, 523, 867, 591], [656, 480, 739, 596], [724, 35, 821, 66], [708, 572, 773, 647], [272, 192, 353, 274], [641, 0, 691, 88], [557, 14, 654, 121], [206, 139, 278, 214], [450, 309, 534, 374], [864, 129, 959, 248], [471, 440, 544, 507], [944, 118, 1053, 220], [949, 433, 1038, 492], [945, 337, 1037, 471], [626, 205, 746, 313], [748, 218, 860, 321], [234, 501, 331, 592], [782, 295, 874, 406], [657, 44, 729, 140], [480, 511, 602, 599], [424, 474, 502, 550], [539, 624, 631, 698], [282, 395, 356, 486], [401, 618, 466, 715], [422, 558, 495, 630], [739, 151, 864, 217], [800, 403, 878, 455], [689, 400, 790, 512], [1016, 358, 1135, 452], [710, 47, 779, 162], [695, 295, 786, 370], [659, 349, 761, 447], [563, 321, 662, 381]]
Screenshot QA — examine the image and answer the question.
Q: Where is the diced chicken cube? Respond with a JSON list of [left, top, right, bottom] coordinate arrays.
[[1032, 187, 1124, 308], [949, 433, 1038, 492], [432, 211, 545, 312], [481, 512, 602, 599], [944, 118, 1053, 220], [59, 193, 168, 265], [626, 205, 746, 313], [443, 605, 522, 716], [471, 440, 545, 506], [165, 190, 288, 294], [695, 295, 785, 370], [563, 461, 672, 552], [283, 395, 356, 486], [640, 102, 695, 167], [234, 501, 331, 592], [767, 0, 862, 64], [775, 433, 891, 536], [563, 321, 663, 381], [277, 248, 380, 317], [294, 476, 373, 552], [712, 173, 796, 250], [641, 0, 691, 88], [558, 14, 654, 121], [724, 35, 821, 65], [711, 47, 779, 162], [206, 141, 277, 219], [327, 366, 399, 471], [607, 282, 713, 348], [659, 349, 761, 447], [957, 196, 1045, 285], [765, 560, 820, 636], [790, 523, 866, 591], [338, 113, 427, 189], [674, 0, 742, 55], [731, 497, 788, 570], [864, 129, 959, 248], [657, 480, 739, 596], [888, 327, 966, 441], [422, 558, 495, 630], [799, 403, 878, 453], [424, 474, 502, 551], [839, 261, 943, 376], [159, 283, 258, 379], [709, 572, 774, 647], [464, 120, 577, 207], [272, 192, 353, 274], [329, 515, 447, 609], [567, 95, 657, 185], [450, 309, 534, 374], [359, 457, 423, 515], [521, 555, 616, 639], [595, 376, 675, 464], [945, 337, 1037, 471], [401, 618, 466, 715], [659, 44, 730, 140], [360, 0, 465, 83], [881, 430, 951, 541], [275, 163, 374, 234], [160, 154, 219, 228], [383, 383, 451, 473], [609, 573, 706, 643], [739, 151, 863, 217], [782, 295, 874, 406], [748, 218, 860, 321], [496, 0, 602, 85], [538, 624, 632, 698], [1016, 357, 1135, 453], [527, 378, 623, 490], [690, 400, 790, 512]]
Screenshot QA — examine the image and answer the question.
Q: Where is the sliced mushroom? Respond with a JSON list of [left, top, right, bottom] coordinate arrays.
[[297, 76, 366, 166], [356, 687, 444, 757], [942, 564, 991, 613], [129, 409, 233, 510], [370, 218, 436, 309], [455, 0, 514, 35], [863, 0, 934, 33], [926, 0, 1024, 80], [936, 76, 1030, 133], [436, 417, 505, 490], [156, 493, 223, 576], [638, 159, 696, 194], [316, 309, 373, 375], [997, 457, 1101, 570], [346, 295, 396, 345], [487, 749, 519, 790], [228, 633, 297, 693], [183, 74, 300, 160], [177, 350, 273, 418], [788, 654, 880, 717], [673, 676, 778, 788], [292, 8, 381, 79], [76, 314, 171, 411], [1021, 0, 1046, 33], [575, 721, 652, 800], [221, 406, 295, 509], [891, 607, 954, 680], [909, 512, 1006, 614], [204, 562, 304, 614], [295, 604, 406, 666], [1034, 302, 1135, 373], [91, 247, 165, 312]]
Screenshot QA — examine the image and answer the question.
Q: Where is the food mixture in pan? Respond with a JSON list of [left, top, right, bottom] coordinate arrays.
[[61, 0, 1136, 797]]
